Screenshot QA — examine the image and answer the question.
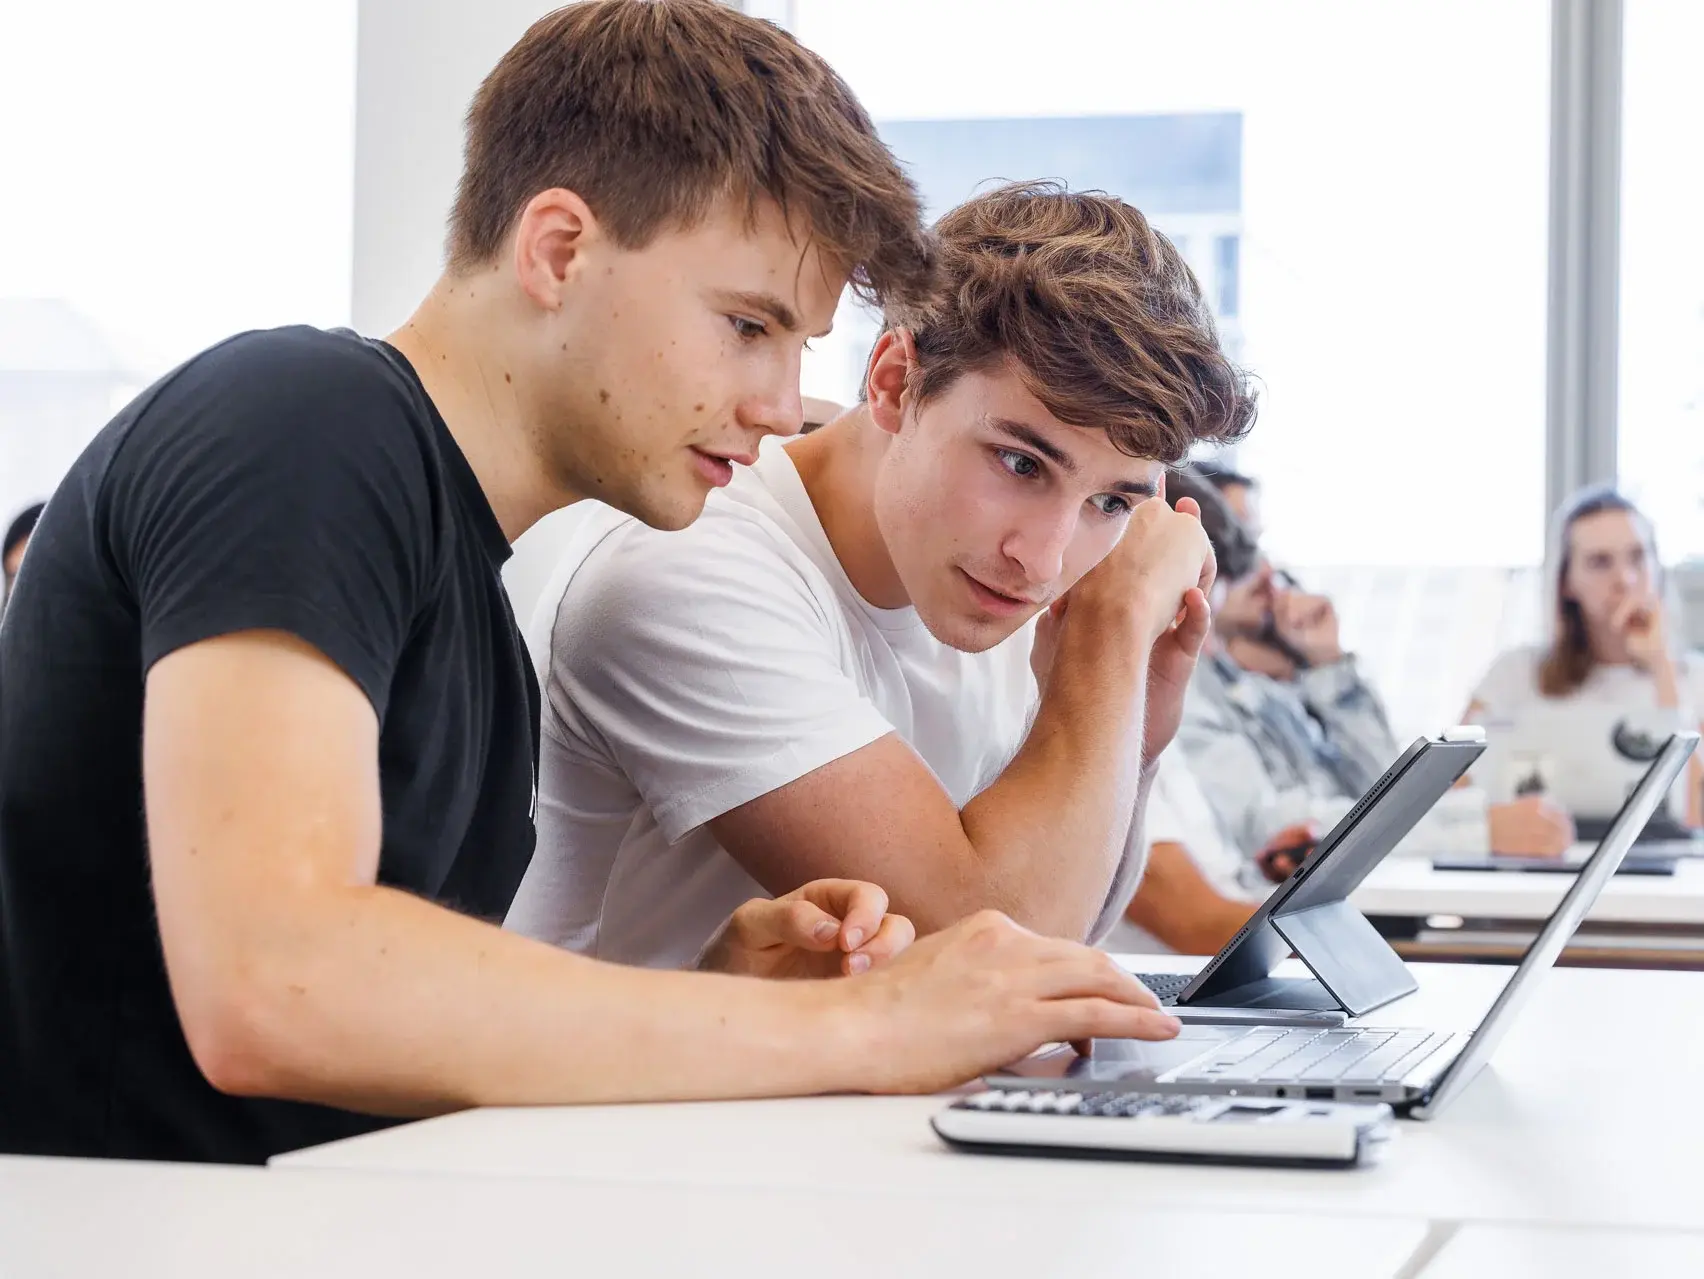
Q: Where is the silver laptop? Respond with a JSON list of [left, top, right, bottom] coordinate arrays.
[[992, 731, 1698, 1119], [1474, 700, 1690, 823]]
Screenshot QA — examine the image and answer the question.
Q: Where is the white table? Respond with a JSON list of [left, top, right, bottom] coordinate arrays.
[[0, 1154, 1429, 1279], [1422, 1222, 1704, 1279], [1355, 850, 1704, 965], [278, 959, 1704, 1235]]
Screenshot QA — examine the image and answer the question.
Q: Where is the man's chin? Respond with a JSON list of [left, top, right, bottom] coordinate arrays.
[[621, 486, 710, 533], [916, 603, 1027, 655]]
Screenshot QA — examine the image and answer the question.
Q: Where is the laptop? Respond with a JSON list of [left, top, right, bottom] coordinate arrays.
[[1473, 700, 1692, 826], [993, 731, 1699, 1118], [1133, 728, 1486, 1019]]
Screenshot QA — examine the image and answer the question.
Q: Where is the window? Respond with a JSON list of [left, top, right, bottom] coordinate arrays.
[[1618, 0, 1704, 566], [790, 0, 1551, 569], [0, 0, 357, 526], [1214, 234, 1241, 321]]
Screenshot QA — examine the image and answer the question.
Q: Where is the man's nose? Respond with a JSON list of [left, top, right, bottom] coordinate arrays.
[[736, 358, 805, 440], [1002, 507, 1075, 586]]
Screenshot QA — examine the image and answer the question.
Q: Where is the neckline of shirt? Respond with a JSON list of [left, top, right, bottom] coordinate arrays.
[[747, 438, 925, 634]]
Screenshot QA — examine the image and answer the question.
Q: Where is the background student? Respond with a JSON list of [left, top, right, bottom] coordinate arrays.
[[1464, 484, 1704, 852], [1169, 468, 1398, 873]]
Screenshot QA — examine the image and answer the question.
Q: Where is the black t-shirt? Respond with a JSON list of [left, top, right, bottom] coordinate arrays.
[[0, 327, 540, 1164]]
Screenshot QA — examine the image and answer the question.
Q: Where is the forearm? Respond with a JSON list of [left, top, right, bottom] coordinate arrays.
[[954, 611, 1150, 939], [190, 884, 855, 1115], [1123, 842, 1256, 956]]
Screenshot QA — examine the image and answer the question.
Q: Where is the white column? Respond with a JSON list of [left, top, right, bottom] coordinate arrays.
[[355, 0, 581, 630], [352, 0, 559, 335]]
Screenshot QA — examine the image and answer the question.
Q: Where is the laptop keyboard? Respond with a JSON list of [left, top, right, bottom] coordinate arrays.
[[1133, 972, 1194, 1006], [1169, 1027, 1450, 1087]]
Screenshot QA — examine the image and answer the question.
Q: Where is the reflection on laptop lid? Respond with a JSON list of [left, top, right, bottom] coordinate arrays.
[[1411, 730, 1700, 1118]]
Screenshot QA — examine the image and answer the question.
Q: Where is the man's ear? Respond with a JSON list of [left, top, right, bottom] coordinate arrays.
[[511, 187, 601, 310], [865, 329, 917, 437]]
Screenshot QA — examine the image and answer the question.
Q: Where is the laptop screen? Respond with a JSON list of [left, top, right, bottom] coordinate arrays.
[[1416, 731, 1699, 1117]]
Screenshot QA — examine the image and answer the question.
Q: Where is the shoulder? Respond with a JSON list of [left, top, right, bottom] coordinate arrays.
[[110, 328, 437, 508], [140, 329, 431, 469], [544, 497, 843, 672]]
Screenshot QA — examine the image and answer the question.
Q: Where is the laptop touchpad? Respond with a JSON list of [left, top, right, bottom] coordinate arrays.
[[987, 1027, 1232, 1089]]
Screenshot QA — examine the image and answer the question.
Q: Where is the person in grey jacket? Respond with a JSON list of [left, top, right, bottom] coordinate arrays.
[[1167, 469, 1399, 870]]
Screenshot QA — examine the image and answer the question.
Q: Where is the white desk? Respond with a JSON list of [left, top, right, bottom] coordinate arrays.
[[1423, 1222, 1704, 1279], [1355, 851, 1704, 965], [0, 1155, 1428, 1279], [278, 959, 1704, 1234]]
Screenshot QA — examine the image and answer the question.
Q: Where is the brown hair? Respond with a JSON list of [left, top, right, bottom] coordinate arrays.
[[447, 0, 935, 309], [1163, 467, 1259, 582], [891, 181, 1256, 463], [1538, 485, 1660, 697]]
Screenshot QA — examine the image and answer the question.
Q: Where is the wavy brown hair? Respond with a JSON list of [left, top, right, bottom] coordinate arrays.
[[448, 0, 936, 312], [889, 181, 1256, 463], [1538, 486, 1660, 698]]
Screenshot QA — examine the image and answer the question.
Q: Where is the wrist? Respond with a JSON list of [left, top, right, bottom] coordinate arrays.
[[800, 978, 891, 1094]]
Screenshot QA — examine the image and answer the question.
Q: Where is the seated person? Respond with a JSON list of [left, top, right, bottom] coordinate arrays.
[[1193, 461, 1261, 539], [1464, 485, 1704, 853], [1168, 469, 1399, 869], [507, 182, 1255, 965], [1103, 747, 1314, 956]]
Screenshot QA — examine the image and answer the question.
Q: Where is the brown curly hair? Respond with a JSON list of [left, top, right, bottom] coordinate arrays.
[[889, 181, 1257, 463], [448, 0, 936, 312]]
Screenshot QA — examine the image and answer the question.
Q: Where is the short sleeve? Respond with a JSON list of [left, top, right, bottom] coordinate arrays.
[[543, 512, 895, 843], [104, 331, 432, 717], [1141, 752, 1197, 847], [1469, 646, 1541, 718]]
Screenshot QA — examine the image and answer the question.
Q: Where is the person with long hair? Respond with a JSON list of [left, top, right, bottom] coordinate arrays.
[[1464, 485, 1704, 854]]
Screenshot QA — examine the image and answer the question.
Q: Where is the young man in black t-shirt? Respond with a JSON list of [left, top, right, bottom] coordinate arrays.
[[0, 0, 1173, 1165]]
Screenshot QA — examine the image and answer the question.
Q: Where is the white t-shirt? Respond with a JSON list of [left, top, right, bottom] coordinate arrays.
[[1471, 644, 1704, 720], [505, 438, 1148, 969], [1100, 749, 1266, 955]]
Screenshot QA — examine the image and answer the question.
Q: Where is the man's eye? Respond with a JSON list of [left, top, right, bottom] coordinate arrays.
[[729, 316, 767, 340], [1091, 494, 1133, 518], [997, 449, 1039, 478]]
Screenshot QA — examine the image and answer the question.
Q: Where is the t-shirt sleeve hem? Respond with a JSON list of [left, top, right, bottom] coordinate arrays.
[[140, 595, 393, 718], [650, 710, 895, 844]]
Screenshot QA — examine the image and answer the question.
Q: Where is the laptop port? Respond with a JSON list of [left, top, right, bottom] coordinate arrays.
[[1352, 1089, 1382, 1098], [1304, 1087, 1333, 1100]]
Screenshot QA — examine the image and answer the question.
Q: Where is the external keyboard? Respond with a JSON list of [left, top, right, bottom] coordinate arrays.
[[932, 1088, 1394, 1167]]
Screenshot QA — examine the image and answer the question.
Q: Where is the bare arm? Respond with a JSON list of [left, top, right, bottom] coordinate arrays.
[[711, 496, 1213, 940], [1121, 842, 1256, 956], [147, 631, 1178, 1115]]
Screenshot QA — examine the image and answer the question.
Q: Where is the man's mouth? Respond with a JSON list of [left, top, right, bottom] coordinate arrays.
[[689, 446, 759, 488], [960, 569, 1039, 617]]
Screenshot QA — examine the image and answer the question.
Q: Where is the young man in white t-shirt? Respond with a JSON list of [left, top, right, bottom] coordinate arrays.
[[507, 182, 1257, 969]]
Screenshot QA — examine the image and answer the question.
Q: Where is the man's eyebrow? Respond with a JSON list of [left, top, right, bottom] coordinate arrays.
[[990, 418, 1075, 472], [723, 290, 800, 334], [990, 417, 1158, 497], [1110, 477, 1159, 498]]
